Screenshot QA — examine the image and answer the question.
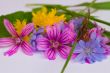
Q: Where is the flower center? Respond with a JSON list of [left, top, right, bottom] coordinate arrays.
[[85, 48, 92, 54], [15, 38, 22, 44], [50, 40, 60, 49]]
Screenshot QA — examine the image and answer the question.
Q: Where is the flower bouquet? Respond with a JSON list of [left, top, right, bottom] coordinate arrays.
[[0, 0, 110, 73]]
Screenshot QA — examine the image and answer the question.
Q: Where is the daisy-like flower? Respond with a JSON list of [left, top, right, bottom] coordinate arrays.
[[0, 19, 34, 56], [32, 7, 66, 28], [73, 31, 107, 64], [36, 23, 74, 60]]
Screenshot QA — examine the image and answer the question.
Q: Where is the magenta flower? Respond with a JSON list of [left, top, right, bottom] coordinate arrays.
[[36, 24, 75, 60], [0, 19, 34, 56]]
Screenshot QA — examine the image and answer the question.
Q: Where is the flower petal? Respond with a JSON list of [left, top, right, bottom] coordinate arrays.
[[4, 44, 19, 56], [93, 47, 106, 53], [4, 19, 18, 37], [78, 40, 86, 49], [92, 53, 106, 61], [30, 32, 43, 51], [90, 32, 97, 40], [46, 25, 61, 40], [0, 38, 14, 47], [74, 44, 83, 53], [21, 23, 34, 37], [60, 28, 73, 44], [21, 41, 33, 56], [58, 45, 71, 59], [46, 26, 54, 40], [36, 37, 50, 50], [73, 53, 85, 63], [45, 49, 56, 60]]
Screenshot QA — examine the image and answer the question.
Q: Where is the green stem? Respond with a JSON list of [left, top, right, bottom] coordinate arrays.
[[61, 43, 76, 73], [59, 7, 110, 26]]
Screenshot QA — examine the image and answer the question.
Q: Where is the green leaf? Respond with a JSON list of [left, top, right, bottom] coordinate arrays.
[[0, 11, 32, 38], [103, 31, 110, 38], [0, 16, 11, 37], [32, 8, 42, 12], [76, 2, 110, 10]]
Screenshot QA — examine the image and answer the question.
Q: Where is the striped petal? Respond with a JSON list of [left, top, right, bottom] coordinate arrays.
[[60, 28, 74, 44], [0, 38, 14, 47], [36, 37, 50, 50], [4, 44, 20, 56], [21, 23, 34, 37], [4, 19, 18, 37], [58, 45, 71, 59], [46, 25, 61, 40], [21, 41, 33, 56], [45, 49, 56, 60]]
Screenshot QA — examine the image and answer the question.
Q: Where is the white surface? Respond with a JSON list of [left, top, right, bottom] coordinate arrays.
[[0, 0, 110, 73]]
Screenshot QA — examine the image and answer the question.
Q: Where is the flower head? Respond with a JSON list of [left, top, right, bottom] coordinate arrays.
[[32, 7, 66, 28], [73, 31, 107, 64], [30, 28, 44, 52], [90, 25, 110, 55], [0, 19, 34, 56], [35, 23, 75, 60]]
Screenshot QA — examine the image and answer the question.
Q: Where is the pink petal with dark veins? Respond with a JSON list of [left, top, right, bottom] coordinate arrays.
[[60, 28, 74, 44], [36, 37, 50, 51], [4, 44, 20, 56], [0, 38, 15, 47], [58, 45, 71, 59], [21, 41, 33, 56], [45, 49, 56, 60], [21, 23, 34, 37], [4, 19, 18, 37]]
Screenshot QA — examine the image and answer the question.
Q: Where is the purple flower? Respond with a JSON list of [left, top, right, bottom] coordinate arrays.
[[69, 18, 84, 32], [36, 24, 75, 60], [73, 32, 106, 64], [30, 28, 44, 52], [90, 26, 110, 55], [0, 19, 34, 56]]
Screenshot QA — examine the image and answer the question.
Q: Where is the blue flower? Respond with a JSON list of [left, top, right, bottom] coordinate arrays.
[[73, 32, 106, 64]]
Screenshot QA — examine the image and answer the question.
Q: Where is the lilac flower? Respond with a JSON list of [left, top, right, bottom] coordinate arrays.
[[73, 32, 106, 64], [30, 28, 44, 52], [90, 26, 110, 55], [36, 24, 75, 60], [69, 18, 84, 32], [0, 19, 34, 56]]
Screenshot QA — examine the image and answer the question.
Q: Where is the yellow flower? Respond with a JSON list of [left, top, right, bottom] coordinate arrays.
[[32, 7, 66, 28], [14, 19, 29, 42], [14, 19, 26, 34]]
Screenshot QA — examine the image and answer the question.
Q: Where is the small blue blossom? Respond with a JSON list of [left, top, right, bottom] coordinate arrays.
[[73, 32, 106, 64]]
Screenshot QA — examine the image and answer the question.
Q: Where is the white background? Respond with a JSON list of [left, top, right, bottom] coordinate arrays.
[[0, 0, 110, 73]]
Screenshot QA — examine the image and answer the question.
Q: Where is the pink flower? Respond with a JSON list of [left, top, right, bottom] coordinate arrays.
[[36, 24, 75, 60], [0, 19, 34, 56]]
